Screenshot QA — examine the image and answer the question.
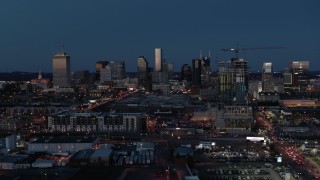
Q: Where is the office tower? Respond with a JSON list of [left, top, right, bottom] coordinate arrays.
[[232, 58, 248, 105], [152, 71, 169, 84], [109, 61, 125, 80], [218, 58, 248, 105], [100, 64, 112, 83], [181, 64, 192, 81], [52, 51, 71, 87], [289, 61, 309, 88], [262, 62, 273, 82], [283, 69, 292, 85], [137, 56, 149, 84], [161, 60, 174, 79], [201, 56, 211, 87], [290, 61, 309, 72], [73, 70, 91, 84], [192, 56, 211, 88], [262, 62, 273, 92], [155, 48, 162, 72], [96, 61, 109, 81], [192, 59, 202, 88], [218, 61, 233, 105]]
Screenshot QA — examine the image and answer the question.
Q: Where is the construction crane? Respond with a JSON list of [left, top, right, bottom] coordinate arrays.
[[221, 46, 285, 58]]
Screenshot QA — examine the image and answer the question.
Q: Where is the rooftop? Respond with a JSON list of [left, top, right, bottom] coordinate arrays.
[[30, 136, 99, 144], [0, 155, 28, 163], [71, 149, 94, 160], [90, 148, 113, 158]]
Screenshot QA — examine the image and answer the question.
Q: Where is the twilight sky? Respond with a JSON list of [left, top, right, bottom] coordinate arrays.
[[0, 0, 319, 73]]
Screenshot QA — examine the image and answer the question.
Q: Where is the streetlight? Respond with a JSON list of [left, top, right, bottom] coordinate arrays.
[[176, 127, 180, 139]]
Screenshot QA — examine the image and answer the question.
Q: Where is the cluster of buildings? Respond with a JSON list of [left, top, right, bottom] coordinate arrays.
[[0, 135, 157, 170], [1, 47, 319, 138], [249, 61, 312, 104]]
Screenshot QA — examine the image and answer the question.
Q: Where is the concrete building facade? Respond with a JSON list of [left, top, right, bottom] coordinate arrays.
[[53, 52, 71, 87]]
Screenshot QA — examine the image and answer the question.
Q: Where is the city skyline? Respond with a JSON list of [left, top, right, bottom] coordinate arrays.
[[0, 0, 319, 72], [2, 1, 320, 179]]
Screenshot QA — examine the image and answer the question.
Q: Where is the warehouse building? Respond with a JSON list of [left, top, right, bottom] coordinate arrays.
[[28, 136, 99, 154]]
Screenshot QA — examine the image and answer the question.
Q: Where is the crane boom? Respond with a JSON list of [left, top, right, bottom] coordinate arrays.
[[221, 46, 285, 58]]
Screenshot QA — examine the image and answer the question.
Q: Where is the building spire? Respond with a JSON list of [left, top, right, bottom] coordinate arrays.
[[200, 49, 202, 59], [209, 50, 211, 58]]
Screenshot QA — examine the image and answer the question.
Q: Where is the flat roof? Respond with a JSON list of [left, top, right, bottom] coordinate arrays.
[[175, 147, 193, 154], [31, 136, 98, 144], [72, 149, 94, 160], [0, 155, 28, 163], [91, 148, 113, 158]]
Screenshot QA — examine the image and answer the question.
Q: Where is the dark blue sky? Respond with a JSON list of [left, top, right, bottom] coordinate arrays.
[[1, 0, 319, 72]]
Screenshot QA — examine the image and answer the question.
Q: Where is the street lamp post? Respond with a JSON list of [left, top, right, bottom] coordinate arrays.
[[176, 127, 180, 139]]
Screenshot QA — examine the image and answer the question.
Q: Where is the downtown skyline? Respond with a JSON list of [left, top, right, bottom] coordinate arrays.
[[0, 0, 319, 72]]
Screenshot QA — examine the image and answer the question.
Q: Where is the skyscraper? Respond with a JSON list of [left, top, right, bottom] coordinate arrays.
[[137, 56, 149, 84], [109, 61, 125, 80], [161, 60, 174, 79], [96, 61, 109, 81], [52, 51, 71, 87], [218, 61, 233, 105], [290, 61, 309, 71], [155, 48, 162, 72], [181, 64, 192, 81], [201, 56, 211, 87], [262, 62, 273, 91], [218, 58, 248, 105], [232, 58, 248, 105], [192, 56, 211, 88], [262, 62, 273, 81], [192, 59, 202, 88], [290, 61, 309, 88], [100, 64, 112, 83]]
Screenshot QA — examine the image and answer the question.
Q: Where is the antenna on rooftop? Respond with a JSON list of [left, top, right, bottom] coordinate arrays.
[[200, 49, 202, 58], [209, 50, 211, 58], [62, 44, 65, 53]]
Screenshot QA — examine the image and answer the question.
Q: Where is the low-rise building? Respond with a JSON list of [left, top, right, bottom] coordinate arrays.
[[0, 155, 29, 170], [174, 146, 193, 157], [280, 99, 319, 107], [69, 149, 94, 167], [28, 136, 99, 154], [90, 148, 113, 166], [47, 112, 146, 133], [216, 106, 253, 134], [69, 148, 113, 167], [258, 92, 279, 103], [0, 134, 17, 153], [32, 159, 56, 168], [0, 118, 17, 131], [6, 105, 68, 116]]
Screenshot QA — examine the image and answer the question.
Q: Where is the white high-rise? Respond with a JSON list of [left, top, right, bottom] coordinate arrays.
[[155, 48, 162, 72]]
